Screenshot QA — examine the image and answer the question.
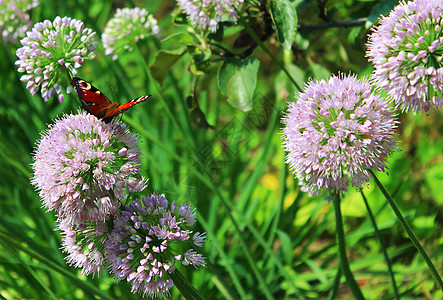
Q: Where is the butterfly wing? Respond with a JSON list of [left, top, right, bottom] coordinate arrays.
[[71, 77, 112, 118], [71, 77, 151, 123], [101, 95, 152, 123]]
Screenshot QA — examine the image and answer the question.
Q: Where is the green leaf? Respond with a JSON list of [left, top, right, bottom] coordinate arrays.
[[189, 47, 212, 75], [348, 26, 363, 46], [150, 50, 185, 85], [276, 229, 292, 264], [309, 63, 330, 80], [173, 12, 189, 25], [275, 63, 305, 98], [217, 57, 260, 111], [162, 32, 198, 45], [425, 161, 443, 204], [294, 32, 309, 50], [270, 0, 298, 50], [366, 0, 398, 29], [412, 216, 436, 230]]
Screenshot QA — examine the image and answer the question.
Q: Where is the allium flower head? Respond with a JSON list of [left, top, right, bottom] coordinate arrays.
[[367, 0, 443, 112], [58, 219, 108, 276], [32, 111, 147, 224], [177, 0, 244, 32], [0, 0, 38, 43], [106, 193, 207, 298], [282, 74, 397, 195], [102, 7, 160, 60], [15, 16, 97, 102]]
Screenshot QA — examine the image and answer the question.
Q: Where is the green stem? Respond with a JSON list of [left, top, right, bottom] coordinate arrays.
[[369, 169, 443, 291], [197, 217, 247, 299], [170, 270, 206, 300], [236, 13, 303, 92], [333, 193, 365, 299], [327, 263, 342, 300], [283, 49, 293, 65], [360, 190, 399, 300], [209, 186, 275, 299]]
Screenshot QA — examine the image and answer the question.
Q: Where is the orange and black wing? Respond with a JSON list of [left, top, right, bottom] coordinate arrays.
[[71, 77, 151, 123], [101, 95, 152, 122], [71, 77, 112, 119]]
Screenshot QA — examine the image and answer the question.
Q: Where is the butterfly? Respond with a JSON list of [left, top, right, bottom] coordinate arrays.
[[71, 77, 151, 123]]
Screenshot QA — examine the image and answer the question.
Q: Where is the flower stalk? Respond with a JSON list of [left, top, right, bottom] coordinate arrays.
[[369, 169, 443, 291], [333, 192, 365, 299], [360, 190, 399, 299], [169, 270, 206, 300]]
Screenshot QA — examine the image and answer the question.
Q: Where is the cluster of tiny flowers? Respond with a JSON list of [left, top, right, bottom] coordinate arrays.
[[367, 0, 443, 112], [282, 74, 397, 195], [102, 7, 160, 60], [106, 193, 207, 298], [15, 16, 97, 102], [32, 111, 147, 225], [58, 219, 109, 276], [0, 0, 38, 43], [177, 0, 244, 32]]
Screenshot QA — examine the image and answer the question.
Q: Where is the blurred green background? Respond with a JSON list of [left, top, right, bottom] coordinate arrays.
[[0, 0, 442, 298]]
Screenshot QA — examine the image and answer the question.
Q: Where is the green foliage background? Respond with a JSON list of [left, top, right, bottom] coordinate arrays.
[[0, 0, 442, 298]]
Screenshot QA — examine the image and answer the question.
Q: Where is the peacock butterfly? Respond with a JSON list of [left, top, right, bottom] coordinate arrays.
[[71, 77, 151, 123]]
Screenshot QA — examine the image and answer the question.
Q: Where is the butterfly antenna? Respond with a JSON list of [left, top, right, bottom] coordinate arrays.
[[110, 86, 118, 102]]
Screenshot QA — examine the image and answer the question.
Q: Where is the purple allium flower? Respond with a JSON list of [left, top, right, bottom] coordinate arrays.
[[282, 74, 397, 195], [106, 193, 207, 298], [102, 7, 160, 60], [367, 0, 443, 112], [58, 218, 108, 276], [32, 111, 147, 224], [192, 232, 207, 247], [15, 16, 97, 102], [177, 0, 244, 32], [0, 0, 38, 43]]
